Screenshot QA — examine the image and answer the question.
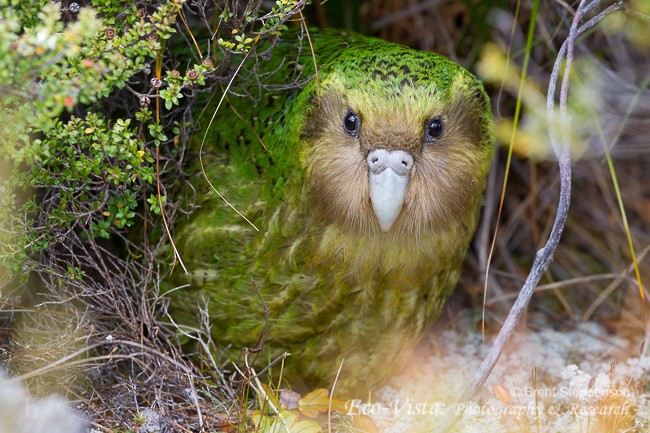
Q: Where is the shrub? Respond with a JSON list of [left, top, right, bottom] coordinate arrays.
[[0, 0, 309, 429]]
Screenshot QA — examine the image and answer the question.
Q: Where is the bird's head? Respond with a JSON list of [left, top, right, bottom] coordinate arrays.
[[297, 43, 494, 237]]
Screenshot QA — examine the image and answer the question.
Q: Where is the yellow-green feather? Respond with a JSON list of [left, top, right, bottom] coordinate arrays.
[[168, 29, 493, 396]]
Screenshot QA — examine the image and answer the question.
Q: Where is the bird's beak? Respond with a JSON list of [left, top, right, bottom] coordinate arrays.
[[367, 149, 413, 232]]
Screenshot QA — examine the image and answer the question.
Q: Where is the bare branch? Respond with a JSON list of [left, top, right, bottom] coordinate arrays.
[[434, 2, 625, 431]]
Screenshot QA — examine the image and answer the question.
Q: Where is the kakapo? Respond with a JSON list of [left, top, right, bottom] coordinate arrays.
[[169, 29, 493, 396]]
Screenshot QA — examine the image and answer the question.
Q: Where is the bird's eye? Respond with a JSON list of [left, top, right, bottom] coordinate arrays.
[[343, 109, 361, 138], [425, 116, 445, 143]]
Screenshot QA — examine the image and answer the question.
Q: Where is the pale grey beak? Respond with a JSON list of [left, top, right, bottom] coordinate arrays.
[[367, 149, 413, 232]]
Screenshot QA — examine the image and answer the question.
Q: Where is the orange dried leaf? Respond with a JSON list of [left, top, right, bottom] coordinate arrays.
[[299, 388, 349, 417], [493, 383, 512, 405], [298, 388, 330, 417], [350, 414, 379, 433], [328, 397, 350, 414]]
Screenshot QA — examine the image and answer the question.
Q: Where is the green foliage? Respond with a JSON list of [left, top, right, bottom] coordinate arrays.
[[217, 0, 311, 51], [0, 0, 321, 430], [0, 0, 313, 279], [0, 0, 180, 274], [34, 114, 154, 238]]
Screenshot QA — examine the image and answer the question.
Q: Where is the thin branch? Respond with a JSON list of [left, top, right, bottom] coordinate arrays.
[[434, 1, 624, 431], [199, 36, 261, 232]]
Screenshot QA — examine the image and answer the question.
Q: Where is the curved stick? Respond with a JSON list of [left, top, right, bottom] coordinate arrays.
[[433, 1, 624, 431]]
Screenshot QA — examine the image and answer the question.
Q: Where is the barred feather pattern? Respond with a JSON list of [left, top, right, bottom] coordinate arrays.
[[168, 29, 493, 396]]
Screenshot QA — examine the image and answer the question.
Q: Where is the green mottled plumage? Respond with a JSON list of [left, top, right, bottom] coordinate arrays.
[[170, 29, 493, 396]]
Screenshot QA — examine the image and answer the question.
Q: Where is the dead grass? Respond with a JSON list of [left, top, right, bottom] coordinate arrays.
[[1, 1, 649, 432]]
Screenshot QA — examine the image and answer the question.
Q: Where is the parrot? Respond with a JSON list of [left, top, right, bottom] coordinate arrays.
[[169, 28, 494, 397]]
